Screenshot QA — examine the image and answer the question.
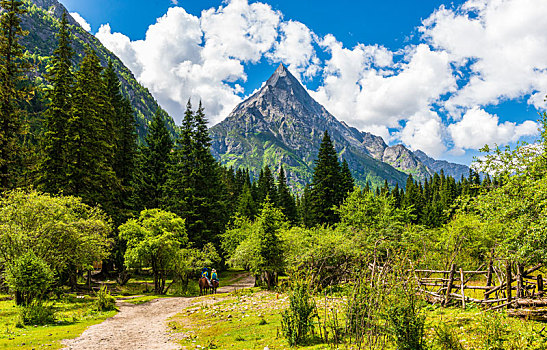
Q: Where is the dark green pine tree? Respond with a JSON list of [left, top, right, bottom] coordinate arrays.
[[0, 0, 28, 191], [189, 101, 226, 246], [257, 165, 277, 205], [298, 184, 313, 227], [134, 109, 173, 210], [39, 11, 73, 193], [65, 47, 116, 208], [276, 165, 297, 223], [103, 59, 138, 220], [339, 159, 354, 199], [166, 101, 227, 247], [236, 182, 257, 220], [308, 131, 343, 226], [401, 174, 422, 224]]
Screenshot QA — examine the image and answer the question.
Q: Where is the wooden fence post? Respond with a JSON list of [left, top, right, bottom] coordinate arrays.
[[485, 250, 494, 301], [537, 274, 544, 297], [517, 263, 524, 298], [460, 268, 466, 309], [444, 264, 456, 307], [506, 261, 512, 309]]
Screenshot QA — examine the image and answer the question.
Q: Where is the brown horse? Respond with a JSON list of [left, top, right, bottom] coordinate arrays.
[[199, 277, 210, 296], [211, 279, 219, 294]]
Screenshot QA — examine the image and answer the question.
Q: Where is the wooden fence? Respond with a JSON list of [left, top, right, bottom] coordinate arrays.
[[414, 261, 544, 313]]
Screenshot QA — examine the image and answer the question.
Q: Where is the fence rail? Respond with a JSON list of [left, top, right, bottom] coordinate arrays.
[[414, 262, 544, 312]]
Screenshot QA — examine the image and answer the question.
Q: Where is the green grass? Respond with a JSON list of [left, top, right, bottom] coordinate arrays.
[[169, 288, 547, 350], [0, 294, 116, 350]]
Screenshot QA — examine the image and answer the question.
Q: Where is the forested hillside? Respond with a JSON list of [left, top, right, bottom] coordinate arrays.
[[19, 0, 175, 139]]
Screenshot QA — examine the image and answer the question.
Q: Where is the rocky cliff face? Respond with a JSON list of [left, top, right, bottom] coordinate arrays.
[[210, 64, 471, 189], [413, 150, 470, 180], [210, 64, 409, 189], [19, 0, 175, 139]]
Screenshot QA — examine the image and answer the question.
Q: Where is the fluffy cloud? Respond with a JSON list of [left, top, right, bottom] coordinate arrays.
[[97, 1, 281, 124], [398, 111, 446, 158], [448, 108, 539, 154], [422, 0, 547, 114], [70, 12, 91, 32], [267, 20, 320, 79], [312, 42, 456, 132]]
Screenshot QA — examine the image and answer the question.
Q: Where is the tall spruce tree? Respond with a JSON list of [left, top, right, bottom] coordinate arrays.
[[340, 158, 354, 199], [308, 131, 343, 226], [103, 59, 137, 219], [65, 46, 116, 209], [165, 101, 226, 247], [135, 109, 173, 210], [0, 0, 28, 191], [39, 11, 73, 193], [190, 101, 226, 246], [276, 165, 297, 223], [257, 165, 277, 205]]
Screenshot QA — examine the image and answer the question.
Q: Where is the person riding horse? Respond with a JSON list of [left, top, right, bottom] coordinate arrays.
[[201, 267, 212, 287]]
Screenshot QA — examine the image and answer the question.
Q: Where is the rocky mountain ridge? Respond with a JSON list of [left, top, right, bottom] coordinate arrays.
[[210, 64, 469, 189]]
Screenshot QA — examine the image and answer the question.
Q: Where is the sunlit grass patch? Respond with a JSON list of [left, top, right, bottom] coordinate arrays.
[[0, 294, 116, 350]]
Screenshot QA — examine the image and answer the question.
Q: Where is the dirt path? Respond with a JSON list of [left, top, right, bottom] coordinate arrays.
[[62, 274, 255, 350]]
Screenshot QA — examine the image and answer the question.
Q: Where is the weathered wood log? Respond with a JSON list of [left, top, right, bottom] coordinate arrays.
[[507, 308, 547, 321], [485, 250, 494, 301], [479, 297, 508, 304], [485, 284, 504, 296], [460, 268, 466, 309], [489, 301, 513, 311], [414, 269, 488, 274], [514, 298, 547, 307], [444, 264, 456, 307], [537, 274, 544, 297], [420, 278, 450, 281]]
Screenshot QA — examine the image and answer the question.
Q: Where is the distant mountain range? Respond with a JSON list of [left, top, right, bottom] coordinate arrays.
[[20, 0, 175, 139], [210, 64, 470, 189]]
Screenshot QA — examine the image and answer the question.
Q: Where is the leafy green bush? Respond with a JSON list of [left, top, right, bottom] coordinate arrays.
[[385, 286, 427, 350], [478, 312, 508, 350], [19, 300, 55, 325], [6, 252, 53, 305], [94, 285, 116, 311], [434, 323, 464, 350], [281, 278, 317, 346]]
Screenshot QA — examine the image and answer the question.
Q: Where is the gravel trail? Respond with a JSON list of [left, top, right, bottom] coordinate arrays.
[[62, 274, 255, 350]]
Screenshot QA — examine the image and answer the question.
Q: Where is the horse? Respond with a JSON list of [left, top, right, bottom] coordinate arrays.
[[199, 277, 210, 296], [211, 279, 219, 294]]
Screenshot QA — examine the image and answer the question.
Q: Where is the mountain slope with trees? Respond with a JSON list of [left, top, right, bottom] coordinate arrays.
[[18, 0, 175, 139]]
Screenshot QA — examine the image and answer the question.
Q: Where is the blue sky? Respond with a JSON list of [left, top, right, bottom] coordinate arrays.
[[60, 0, 547, 165]]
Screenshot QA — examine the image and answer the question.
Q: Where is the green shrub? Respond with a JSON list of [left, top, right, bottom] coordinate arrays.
[[94, 285, 116, 311], [281, 278, 317, 346], [478, 312, 508, 350], [19, 300, 55, 325], [6, 252, 53, 305], [434, 323, 464, 350], [385, 286, 427, 350]]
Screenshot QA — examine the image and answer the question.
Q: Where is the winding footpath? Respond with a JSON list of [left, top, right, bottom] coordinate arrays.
[[62, 275, 255, 350]]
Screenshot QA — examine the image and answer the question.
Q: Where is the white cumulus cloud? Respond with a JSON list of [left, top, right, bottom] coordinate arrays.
[[448, 108, 539, 154], [421, 0, 547, 115], [70, 12, 91, 32]]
